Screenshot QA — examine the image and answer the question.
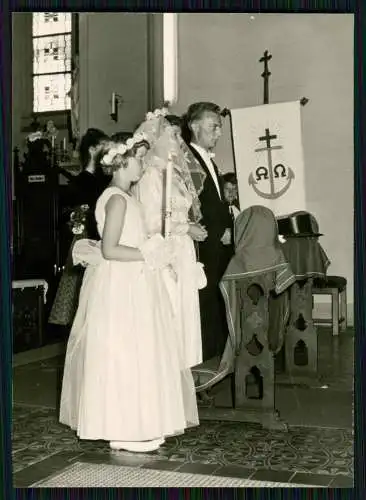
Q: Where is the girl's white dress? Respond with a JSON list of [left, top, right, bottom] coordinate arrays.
[[134, 164, 203, 369], [59, 186, 198, 442]]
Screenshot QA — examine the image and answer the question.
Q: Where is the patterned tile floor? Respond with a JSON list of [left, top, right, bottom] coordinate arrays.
[[12, 328, 354, 488]]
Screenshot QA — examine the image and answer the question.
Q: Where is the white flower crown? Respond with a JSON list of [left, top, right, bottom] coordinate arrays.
[[101, 133, 148, 166], [145, 107, 169, 121]]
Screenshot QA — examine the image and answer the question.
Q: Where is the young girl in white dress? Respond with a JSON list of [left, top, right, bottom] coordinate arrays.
[[59, 133, 199, 452]]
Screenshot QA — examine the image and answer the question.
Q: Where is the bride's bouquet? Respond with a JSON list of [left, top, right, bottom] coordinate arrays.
[[139, 234, 175, 271]]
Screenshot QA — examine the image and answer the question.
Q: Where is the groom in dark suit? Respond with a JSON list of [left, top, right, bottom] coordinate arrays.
[[184, 102, 234, 362]]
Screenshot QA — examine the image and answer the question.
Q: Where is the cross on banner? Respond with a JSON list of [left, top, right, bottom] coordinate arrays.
[[258, 128, 278, 148], [254, 128, 284, 197]]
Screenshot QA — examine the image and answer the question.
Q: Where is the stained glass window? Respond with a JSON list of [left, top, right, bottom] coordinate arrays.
[[32, 13, 72, 113]]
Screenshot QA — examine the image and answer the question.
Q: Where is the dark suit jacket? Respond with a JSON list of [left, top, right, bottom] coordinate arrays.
[[189, 145, 233, 281]]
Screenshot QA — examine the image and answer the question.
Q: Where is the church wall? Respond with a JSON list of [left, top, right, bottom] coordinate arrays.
[[78, 13, 153, 136], [12, 13, 155, 145], [172, 13, 354, 322], [12, 13, 163, 150], [12, 13, 34, 151]]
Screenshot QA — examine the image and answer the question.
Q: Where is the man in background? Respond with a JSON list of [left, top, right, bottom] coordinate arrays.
[[222, 172, 240, 221]]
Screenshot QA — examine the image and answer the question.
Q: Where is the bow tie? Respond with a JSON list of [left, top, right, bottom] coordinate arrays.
[[207, 152, 215, 159]]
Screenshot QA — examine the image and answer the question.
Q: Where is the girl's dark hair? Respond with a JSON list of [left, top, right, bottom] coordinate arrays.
[[79, 128, 109, 170], [111, 132, 133, 143], [99, 133, 150, 173], [111, 132, 150, 158], [222, 172, 238, 185], [165, 114, 182, 128], [180, 115, 191, 144]]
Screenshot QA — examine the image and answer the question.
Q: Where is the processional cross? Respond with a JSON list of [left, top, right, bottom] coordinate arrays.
[[259, 50, 272, 105], [259, 49, 308, 107]]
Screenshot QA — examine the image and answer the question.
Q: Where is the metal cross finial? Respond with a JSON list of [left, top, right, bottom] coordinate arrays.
[[259, 50, 272, 105]]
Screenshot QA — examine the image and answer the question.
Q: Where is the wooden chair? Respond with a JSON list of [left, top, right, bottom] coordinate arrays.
[[312, 276, 347, 336]]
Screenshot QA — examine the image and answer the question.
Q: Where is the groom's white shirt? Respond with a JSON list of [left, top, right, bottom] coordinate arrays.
[[190, 142, 222, 199]]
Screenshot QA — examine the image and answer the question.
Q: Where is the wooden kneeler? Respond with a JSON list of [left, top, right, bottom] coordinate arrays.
[[192, 273, 289, 431]]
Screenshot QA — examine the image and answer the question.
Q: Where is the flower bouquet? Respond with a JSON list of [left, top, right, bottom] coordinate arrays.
[[49, 203, 90, 326], [68, 204, 90, 235]]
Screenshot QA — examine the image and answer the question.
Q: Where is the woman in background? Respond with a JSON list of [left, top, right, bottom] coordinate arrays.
[[68, 128, 111, 239], [48, 128, 109, 327]]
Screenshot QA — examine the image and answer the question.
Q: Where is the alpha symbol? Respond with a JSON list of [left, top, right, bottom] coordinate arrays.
[[248, 128, 294, 200]]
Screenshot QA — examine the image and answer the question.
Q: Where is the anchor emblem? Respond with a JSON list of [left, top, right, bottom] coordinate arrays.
[[248, 128, 295, 200]]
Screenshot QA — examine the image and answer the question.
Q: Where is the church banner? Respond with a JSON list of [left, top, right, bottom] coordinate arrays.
[[230, 101, 306, 217]]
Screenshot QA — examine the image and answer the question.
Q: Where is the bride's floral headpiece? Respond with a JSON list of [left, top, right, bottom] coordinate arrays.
[[101, 132, 148, 166], [145, 107, 169, 121]]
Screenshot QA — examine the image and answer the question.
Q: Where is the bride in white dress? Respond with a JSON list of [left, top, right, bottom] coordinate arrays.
[[133, 109, 207, 370], [59, 133, 199, 452]]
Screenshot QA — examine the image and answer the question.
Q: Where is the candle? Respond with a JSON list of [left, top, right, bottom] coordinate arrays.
[[165, 155, 173, 237], [165, 157, 173, 210], [62, 137, 67, 152], [51, 136, 55, 149], [111, 92, 116, 115]]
